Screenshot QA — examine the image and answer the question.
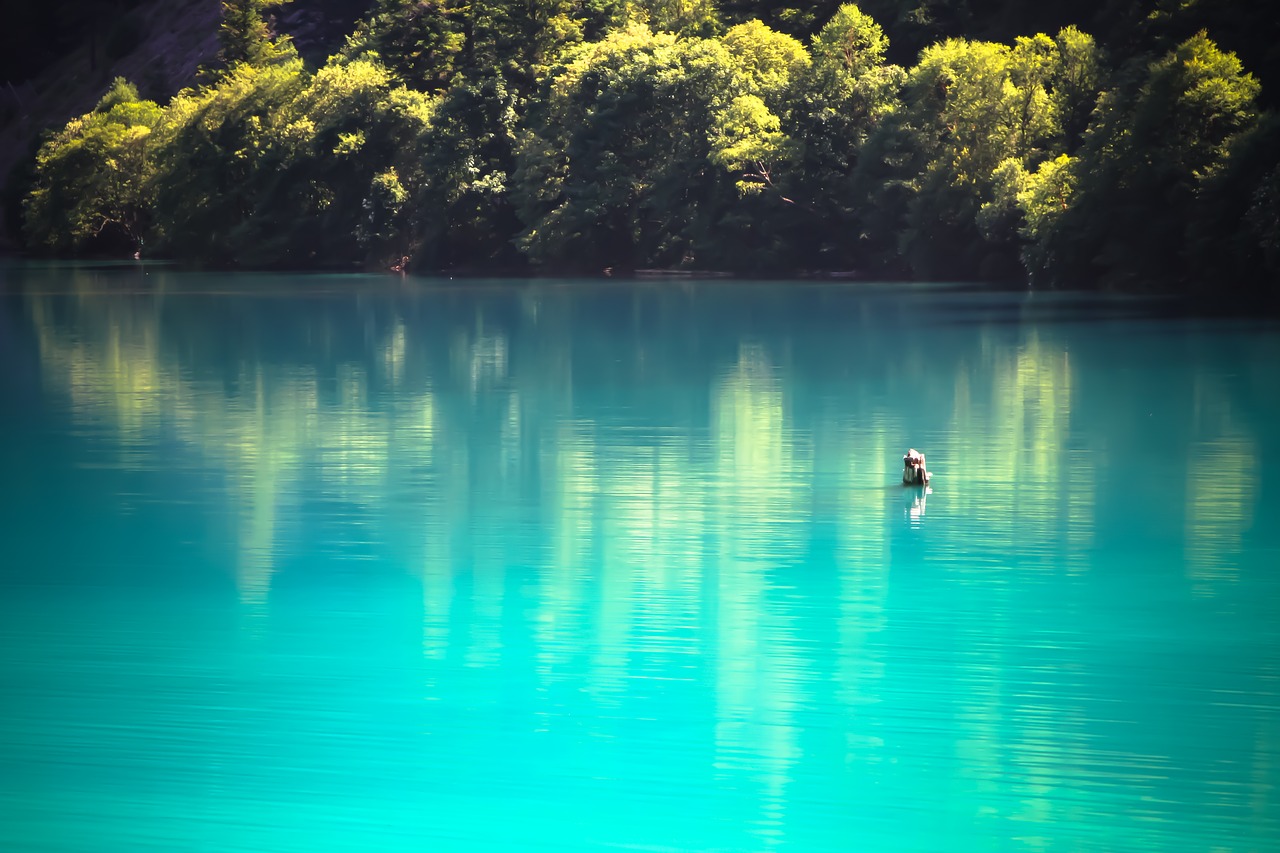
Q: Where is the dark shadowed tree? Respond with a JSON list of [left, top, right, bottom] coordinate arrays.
[[1020, 33, 1262, 291], [219, 0, 295, 69]]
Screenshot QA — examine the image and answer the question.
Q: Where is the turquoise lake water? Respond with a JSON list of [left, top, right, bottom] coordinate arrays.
[[1, 263, 1278, 852]]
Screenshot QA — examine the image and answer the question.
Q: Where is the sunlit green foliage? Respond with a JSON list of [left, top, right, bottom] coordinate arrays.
[[721, 20, 808, 106], [709, 21, 807, 199], [239, 57, 436, 266], [514, 17, 820, 272], [778, 4, 904, 271], [854, 26, 1104, 279], [810, 2, 887, 77], [515, 26, 735, 269], [148, 53, 309, 263], [343, 0, 468, 92], [15, 0, 1277, 294], [889, 38, 1038, 277], [1010, 153, 1075, 284], [24, 79, 162, 255], [710, 94, 789, 195], [344, 0, 624, 94], [618, 0, 719, 36]]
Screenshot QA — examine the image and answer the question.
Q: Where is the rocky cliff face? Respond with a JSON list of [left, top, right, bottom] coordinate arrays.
[[0, 0, 373, 251]]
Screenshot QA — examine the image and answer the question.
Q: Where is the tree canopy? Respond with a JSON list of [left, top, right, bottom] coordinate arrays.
[[16, 0, 1279, 296]]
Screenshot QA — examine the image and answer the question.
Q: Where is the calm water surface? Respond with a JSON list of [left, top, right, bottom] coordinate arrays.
[[1, 264, 1278, 852]]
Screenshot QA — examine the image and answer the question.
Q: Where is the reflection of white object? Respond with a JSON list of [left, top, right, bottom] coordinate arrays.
[[902, 448, 930, 485], [907, 486, 931, 522]]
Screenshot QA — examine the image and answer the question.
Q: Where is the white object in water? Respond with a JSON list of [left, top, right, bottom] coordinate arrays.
[[902, 449, 930, 486]]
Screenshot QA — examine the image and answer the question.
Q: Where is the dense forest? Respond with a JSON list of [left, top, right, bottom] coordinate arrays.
[[11, 0, 1280, 293]]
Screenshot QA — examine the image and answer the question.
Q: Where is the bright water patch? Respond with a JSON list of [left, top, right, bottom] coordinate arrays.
[[1, 264, 1278, 851]]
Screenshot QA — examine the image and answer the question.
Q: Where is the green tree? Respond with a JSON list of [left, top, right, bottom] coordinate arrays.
[[1050, 25, 1104, 149], [709, 93, 791, 195], [23, 78, 162, 255], [890, 37, 1024, 278], [721, 19, 808, 107], [231, 57, 437, 267], [413, 68, 525, 269], [1026, 32, 1262, 291], [149, 52, 309, 263], [809, 2, 888, 77], [342, 0, 468, 93], [1010, 152, 1074, 284], [345, 0, 623, 96], [514, 26, 750, 270], [708, 20, 808, 201], [780, 3, 905, 271], [1178, 109, 1280, 298], [618, 0, 719, 36], [218, 0, 295, 69], [857, 27, 1094, 279]]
